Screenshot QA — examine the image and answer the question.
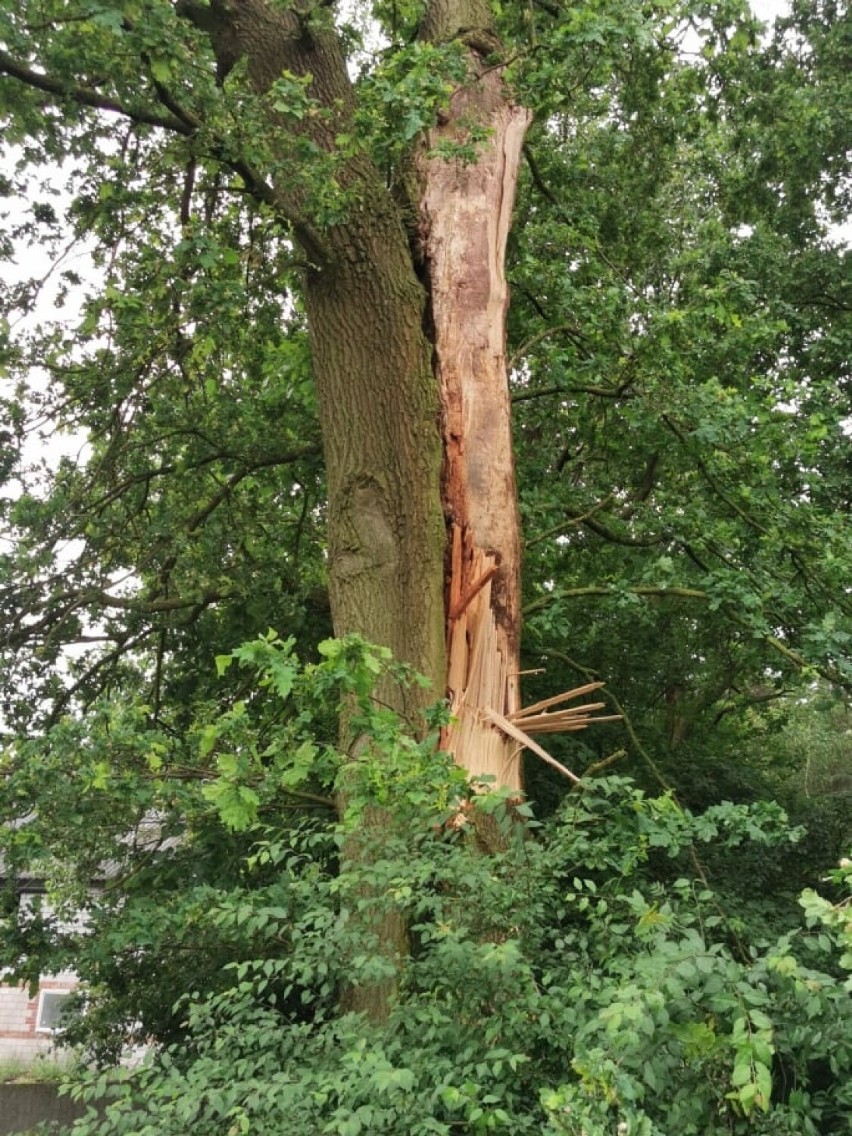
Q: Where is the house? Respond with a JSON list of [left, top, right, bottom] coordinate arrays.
[[0, 972, 77, 1067], [1, 819, 171, 1067], [0, 886, 81, 1067]]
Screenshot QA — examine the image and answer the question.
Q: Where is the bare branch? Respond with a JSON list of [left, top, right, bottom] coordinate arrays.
[[523, 585, 710, 615]]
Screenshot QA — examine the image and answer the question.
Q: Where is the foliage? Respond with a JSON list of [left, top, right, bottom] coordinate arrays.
[[506, 0, 852, 802], [17, 641, 839, 1136], [0, 2, 849, 754]]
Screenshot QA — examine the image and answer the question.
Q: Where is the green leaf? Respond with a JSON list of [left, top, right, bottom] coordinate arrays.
[[149, 57, 172, 84]]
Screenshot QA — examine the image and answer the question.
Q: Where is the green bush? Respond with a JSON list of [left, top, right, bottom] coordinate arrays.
[[51, 638, 851, 1136]]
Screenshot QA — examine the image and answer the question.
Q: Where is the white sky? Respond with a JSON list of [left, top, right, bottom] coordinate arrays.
[[751, 0, 787, 20]]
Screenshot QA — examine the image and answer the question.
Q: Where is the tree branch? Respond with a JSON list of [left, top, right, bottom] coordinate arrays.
[[59, 588, 230, 614], [524, 585, 710, 615], [511, 381, 631, 403], [0, 50, 280, 214], [0, 51, 195, 135], [508, 323, 588, 370], [524, 494, 616, 549], [184, 445, 320, 535], [576, 514, 666, 548], [620, 453, 659, 518], [45, 631, 146, 727]]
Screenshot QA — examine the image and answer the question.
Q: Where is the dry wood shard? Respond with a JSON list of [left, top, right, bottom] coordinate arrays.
[[512, 683, 606, 719], [484, 708, 582, 784], [449, 563, 499, 621]]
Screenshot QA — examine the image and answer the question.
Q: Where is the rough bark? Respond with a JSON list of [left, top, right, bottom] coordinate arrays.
[[304, 212, 446, 721]]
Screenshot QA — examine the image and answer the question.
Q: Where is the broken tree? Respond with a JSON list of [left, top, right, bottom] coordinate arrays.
[[0, 0, 611, 785]]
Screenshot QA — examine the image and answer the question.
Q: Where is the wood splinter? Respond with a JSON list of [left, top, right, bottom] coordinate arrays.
[[449, 563, 499, 621], [485, 708, 582, 784], [483, 681, 623, 784]]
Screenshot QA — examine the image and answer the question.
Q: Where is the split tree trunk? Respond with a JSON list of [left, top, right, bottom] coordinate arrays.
[[182, 0, 529, 776], [180, 0, 529, 1021], [420, 64, 531, 792]]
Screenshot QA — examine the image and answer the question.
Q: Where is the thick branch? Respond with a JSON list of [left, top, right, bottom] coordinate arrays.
[[0, 42, 282, 219], [184, 445, 321, 534], [78, 588, 228, 613], [511, 381, 631, 403], [578, 516, 664, 547]]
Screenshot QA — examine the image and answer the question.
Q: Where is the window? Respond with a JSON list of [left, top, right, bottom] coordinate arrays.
[[36, 990, 71, 1032]]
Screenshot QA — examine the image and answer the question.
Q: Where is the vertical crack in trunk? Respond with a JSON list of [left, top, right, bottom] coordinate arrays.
[[419, 67, 531, 789]]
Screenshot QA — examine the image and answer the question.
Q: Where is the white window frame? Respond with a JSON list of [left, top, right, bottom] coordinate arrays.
[[35, 989, 72, 1033]]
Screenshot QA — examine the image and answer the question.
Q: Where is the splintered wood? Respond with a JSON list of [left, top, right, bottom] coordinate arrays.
[[444, 525, 521, 787], [510, 684, 623, 734], [443, 526, 620, 788], [418, 63, 616, 788]]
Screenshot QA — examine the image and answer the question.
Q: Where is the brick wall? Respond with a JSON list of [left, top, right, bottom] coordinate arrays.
[[0, 976, 78, 1066]]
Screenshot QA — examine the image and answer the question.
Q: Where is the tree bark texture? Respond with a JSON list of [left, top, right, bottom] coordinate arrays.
[[180, 1, 530, 778], [306, 215, 448, 723]]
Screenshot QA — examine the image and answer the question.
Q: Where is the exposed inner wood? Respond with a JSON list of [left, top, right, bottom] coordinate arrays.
[[420, 67, 619, 787], [420, 67, 530, 789], [443, 526, 520, 785]]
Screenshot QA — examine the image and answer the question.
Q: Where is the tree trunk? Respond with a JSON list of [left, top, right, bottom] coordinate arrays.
[[180, 0, 528, 767], [419, 63, 531, 791], [179, 0, 529, 1020]]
